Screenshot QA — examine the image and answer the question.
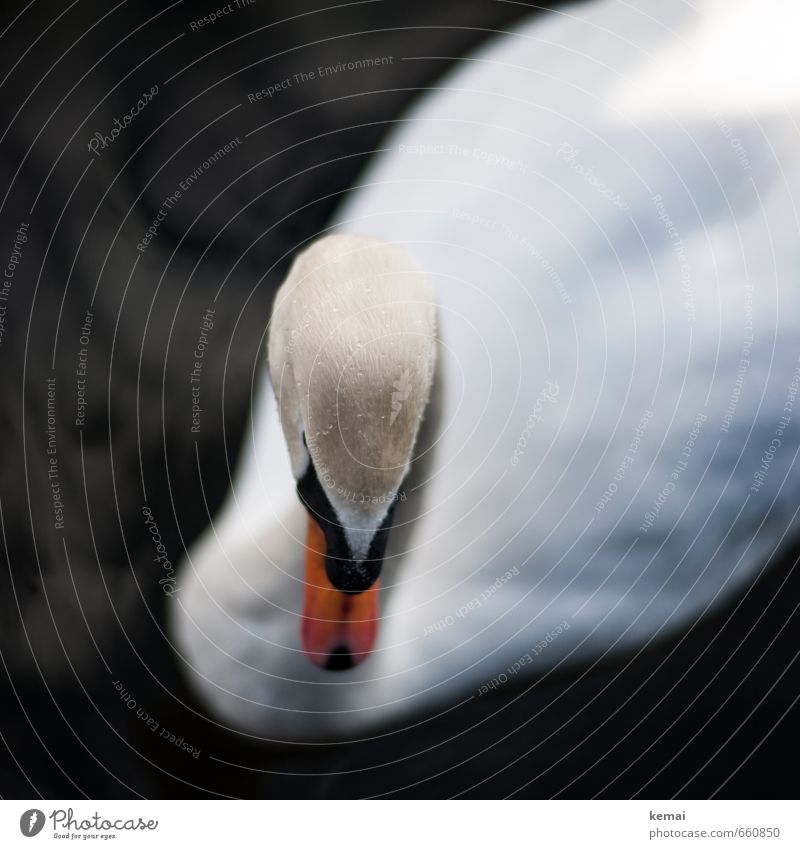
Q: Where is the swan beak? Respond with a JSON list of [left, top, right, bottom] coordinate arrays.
[[301, 516, 379, 670]]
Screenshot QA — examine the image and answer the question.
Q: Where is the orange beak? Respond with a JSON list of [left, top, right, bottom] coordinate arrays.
[[301, 516, 380, 670]]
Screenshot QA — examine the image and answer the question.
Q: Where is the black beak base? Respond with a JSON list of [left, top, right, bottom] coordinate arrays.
[[324, 557, 382, 594], [296, 442, 397, 596]]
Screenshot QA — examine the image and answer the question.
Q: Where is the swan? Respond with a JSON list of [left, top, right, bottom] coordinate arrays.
[[264, 234, 436, 669], [171, 0, 800, 740]]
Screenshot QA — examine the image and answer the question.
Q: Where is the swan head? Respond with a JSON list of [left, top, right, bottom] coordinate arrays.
[[268, 234, 437, 669]]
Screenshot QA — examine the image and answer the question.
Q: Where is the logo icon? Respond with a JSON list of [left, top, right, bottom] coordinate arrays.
[[390, 368, 412, 426], [19, 809, 45, 837]]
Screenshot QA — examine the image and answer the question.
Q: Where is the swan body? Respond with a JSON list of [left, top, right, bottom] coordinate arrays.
[[172, 0, 800, 739]]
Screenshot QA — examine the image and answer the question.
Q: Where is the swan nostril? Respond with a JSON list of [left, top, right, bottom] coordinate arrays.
[[325, 646, 355, 671]]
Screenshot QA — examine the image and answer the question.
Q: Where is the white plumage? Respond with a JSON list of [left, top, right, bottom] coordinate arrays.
[[171, 0, 800, 739]]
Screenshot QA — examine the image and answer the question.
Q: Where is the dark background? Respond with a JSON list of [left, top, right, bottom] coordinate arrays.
[[0, 0, 797, 798]]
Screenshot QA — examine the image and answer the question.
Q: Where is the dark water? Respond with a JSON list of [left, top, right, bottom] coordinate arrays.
[[0, 0, 797, 798]]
